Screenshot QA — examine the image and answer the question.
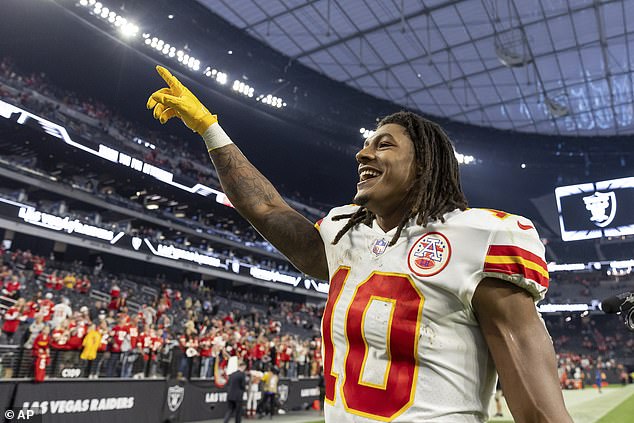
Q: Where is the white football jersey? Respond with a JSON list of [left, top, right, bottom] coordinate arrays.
[[316, 205, 549, 423]]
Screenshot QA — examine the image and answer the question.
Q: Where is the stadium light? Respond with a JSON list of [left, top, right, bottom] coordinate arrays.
[[538, 304, 590, 313], [359, 128, 375, 139], [203, 67, 226, 84], [454, 151, 476, 165], [79, 0, 139, 38], [232, 80, 254, 97], [77, 1, 438, 139], [256, 94, 286, 109], [216, 72, 227, 85]]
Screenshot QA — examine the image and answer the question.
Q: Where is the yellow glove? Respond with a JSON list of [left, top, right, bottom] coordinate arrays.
[[146, 66, 217, 135]]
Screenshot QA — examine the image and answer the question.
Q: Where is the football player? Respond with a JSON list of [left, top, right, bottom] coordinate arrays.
[[147, 66, 572, 422]]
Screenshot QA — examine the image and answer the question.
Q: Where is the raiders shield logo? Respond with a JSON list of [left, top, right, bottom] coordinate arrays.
[[131, 237, 142, 250], [583, 191, 616, 228], [407, 232, 451, 277], [167, 385, 185, 412], [278, 384, 289, 404]]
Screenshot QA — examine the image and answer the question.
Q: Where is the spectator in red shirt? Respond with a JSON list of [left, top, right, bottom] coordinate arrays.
[[156, 297, 170, 320], [67, 316, 87, 351], [139, 325, 155, 377], [108, 292, 127, 312], [32, 325, 51, 383], [110, 283, 120, 299], [75, 275, 91, 294], [223, 312, 235, 326], [53, 274, 64, 291], [33, 258, 45, 277], [251, 338, 267, 371], [45, 271, 57, 290], [23, 293, 41, 324], [106, 315, 128, 377], [2, 298, 25, 344], [4, 275, 21, 299], [38, 293, 55, 322], [50, 319, 71, 350], [278, 340, 291, 375]]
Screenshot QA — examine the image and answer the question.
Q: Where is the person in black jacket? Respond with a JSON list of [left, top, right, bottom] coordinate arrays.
[[224, 361, 247, 423]]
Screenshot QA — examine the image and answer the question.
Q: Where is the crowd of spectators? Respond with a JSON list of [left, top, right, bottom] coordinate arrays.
[[0, 247, 323, 383], [555, 352, 631, 390], [545, 270, 634, 305], [0, 54, 329, 262], [544, 307, 634, 390], [0, 56, 329, 220], [546, 312, 634, 360], [3, 244, 633, 388], [0, 187, 306, 288]]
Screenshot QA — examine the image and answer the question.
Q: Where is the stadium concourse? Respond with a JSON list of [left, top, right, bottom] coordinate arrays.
[[1, 0, 634, 422]]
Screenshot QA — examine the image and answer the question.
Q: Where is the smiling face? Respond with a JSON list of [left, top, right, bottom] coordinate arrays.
[[354, 123, 417, 226]]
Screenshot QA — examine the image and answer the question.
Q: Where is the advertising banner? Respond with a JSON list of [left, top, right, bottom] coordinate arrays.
[[13, 380, 165, 423], [179, 377, 321, 422]]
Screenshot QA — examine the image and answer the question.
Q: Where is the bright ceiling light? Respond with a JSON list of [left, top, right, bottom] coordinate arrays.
[[454, 152, 476, 165], [216, 72, 227, 84]]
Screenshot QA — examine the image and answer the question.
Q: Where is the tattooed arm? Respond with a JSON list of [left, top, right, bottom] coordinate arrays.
[[209, 145, 328, 280], [147, 66, 328, 280]]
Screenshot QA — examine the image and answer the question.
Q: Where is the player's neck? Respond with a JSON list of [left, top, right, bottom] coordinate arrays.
[[375, 211, 406, 233]]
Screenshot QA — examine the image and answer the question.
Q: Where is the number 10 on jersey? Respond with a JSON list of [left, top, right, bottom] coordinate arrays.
[[322, 266, 425, 420]]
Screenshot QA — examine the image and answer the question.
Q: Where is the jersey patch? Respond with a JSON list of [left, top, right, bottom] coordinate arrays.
[[370, 238, 388, 256], [407, 232, 451, 277]]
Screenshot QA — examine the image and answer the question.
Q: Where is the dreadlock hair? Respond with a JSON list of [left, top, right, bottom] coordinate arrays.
[[332, 111, 468, 246]]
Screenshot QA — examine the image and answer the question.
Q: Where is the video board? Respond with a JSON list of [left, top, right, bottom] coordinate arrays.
[[555, 176, 634, 241]]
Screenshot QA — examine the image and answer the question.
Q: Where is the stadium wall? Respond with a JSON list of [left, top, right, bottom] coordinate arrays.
[[0, 378, 320, 422]]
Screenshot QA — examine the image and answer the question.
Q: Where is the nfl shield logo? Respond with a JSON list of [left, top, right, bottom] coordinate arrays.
[[371, 238, 388, 256], [167, 385, 185, 412]]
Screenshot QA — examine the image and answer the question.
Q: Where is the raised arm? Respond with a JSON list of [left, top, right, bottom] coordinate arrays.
[[472, 278, 572, 423], [146, 66, 328, 280]]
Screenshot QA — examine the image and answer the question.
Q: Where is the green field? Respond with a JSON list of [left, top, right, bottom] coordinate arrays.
[[297, 384, 634, 423], [489, 384, 634, 423], [248, 384, 634, 423]]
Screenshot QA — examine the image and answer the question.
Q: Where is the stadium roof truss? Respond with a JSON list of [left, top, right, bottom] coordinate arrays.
[[198, 0, 634, 136]]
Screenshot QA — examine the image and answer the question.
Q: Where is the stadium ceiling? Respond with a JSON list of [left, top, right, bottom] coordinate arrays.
[[197, 0, 634, 137]]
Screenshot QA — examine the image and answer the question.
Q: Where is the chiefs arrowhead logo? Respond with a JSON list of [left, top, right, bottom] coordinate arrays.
[[517, 221, 534, 231]]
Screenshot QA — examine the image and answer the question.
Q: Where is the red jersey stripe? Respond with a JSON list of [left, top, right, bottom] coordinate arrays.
[[487, 245, 547, 270], [484, 261, 549, 288]]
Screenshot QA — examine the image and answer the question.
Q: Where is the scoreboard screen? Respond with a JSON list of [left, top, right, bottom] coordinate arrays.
[[555, 176, 634, 241]]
